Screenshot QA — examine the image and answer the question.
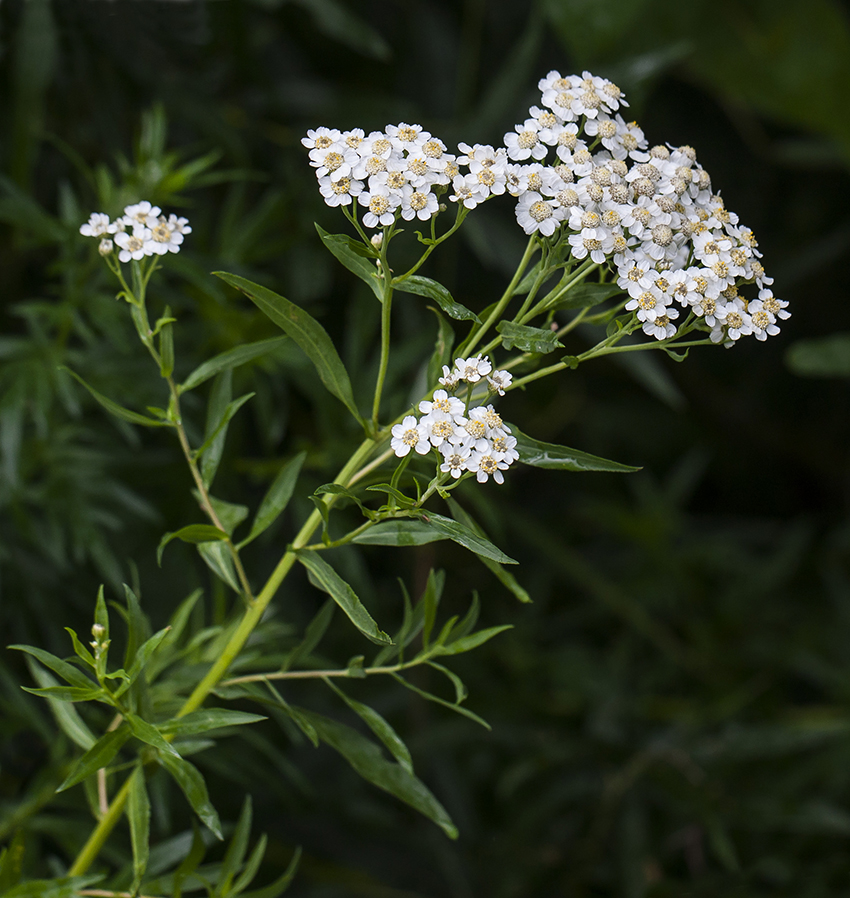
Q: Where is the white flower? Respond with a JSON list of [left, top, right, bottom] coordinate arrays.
[[642, 310, 678, 340], [146, 216, 185, 255], [419, 389, 465, 418], [516, 192, 559, 236], [123, 201, 161, 229], [504, 119, 547, 161], [490, 432, 519, 465], [302, 127, 342, 150], [746, 299, 781, 341], [115, 227, 151, 263], [757, 288, 790, 321], [319, 174, 365, 207], [390, 416, 430, 457], [452, 356, 492, 384], [400, 185, 439, 221], [440, 444, 472, 479], [360, 186, 399, 228], [487, 368, 513, 395], [80, 212, 113, 237], [467, 448, 510, 484]]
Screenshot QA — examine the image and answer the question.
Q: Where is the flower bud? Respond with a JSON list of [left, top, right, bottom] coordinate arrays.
[[98, 238, 114, 256], [370, 233, 383, 250]]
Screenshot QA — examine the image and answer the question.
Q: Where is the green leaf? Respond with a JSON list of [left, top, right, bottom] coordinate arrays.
[[94, 583, 109, 640], [160, 709, 267, 736], [157, 525, 228, 565], [3, 875, 103, 898], [548, 281, 623, 311], [218, 796, 252, 895], [421, 568, 444, 650], [446, 498, 531, 602], [297, 551, 392, 645], [57, 725, 131, 791], [231, 835, 268, 896], [365, 483, 416, 507], [238, 451, 307, 548], [297, 707, 457, 838], [200, 370, 233, 489], [181, 337, 289, 392], [239, 846, 302, 898], [786, 333, 850, 378], [64, 627, 96, 669], [127, 714, 180, 757], [0, 832, 25, 892], [439, 625, 513, 655], [283, 600, 334, 672], [417, 512, 518, 564], [21, 685, 103, 702], [158, 752, 223, 839], [10, 644, 94, 690], [159, 313, 175, 379], [395, 275, 481, 323], [427, 662, 468, 704], [195, 392, 255, 468], [351, 520, 448, 547], [197, 540, 242, 594], [325, 679, 414, 774], [205, 494, 250, 536], [60, 367, 169, 427], [496, 321, 563, 353], [126, 627, 171, 684], [128, 766, 151, 894], [391, 674, 491, 730], [511, 424, 641, 472], [215, 271, 362, 422], [314, 224, 382, 300], [23, 659, 96, 750]]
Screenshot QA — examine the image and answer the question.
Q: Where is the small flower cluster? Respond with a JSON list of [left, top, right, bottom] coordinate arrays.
[[79, 202, 191, 262], [305, 70, 788, 348], [390, 357, 518, 484]]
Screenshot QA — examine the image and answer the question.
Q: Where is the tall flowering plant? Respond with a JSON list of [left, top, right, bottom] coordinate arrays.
[[8, 70, 786, 897]]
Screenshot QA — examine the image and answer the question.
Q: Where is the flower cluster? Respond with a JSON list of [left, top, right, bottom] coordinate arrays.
[[305, 70, 788, 348], [390, 357, 518, 484], [79, 202, 191, 262]]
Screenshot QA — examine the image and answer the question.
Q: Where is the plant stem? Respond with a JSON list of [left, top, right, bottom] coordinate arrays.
[[371, 261, 394, 428], [221, 659, 420, 686], [458, 236, 537, 357]]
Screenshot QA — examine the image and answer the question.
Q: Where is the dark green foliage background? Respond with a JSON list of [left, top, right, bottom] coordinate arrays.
[[2, 0, 850, 895]]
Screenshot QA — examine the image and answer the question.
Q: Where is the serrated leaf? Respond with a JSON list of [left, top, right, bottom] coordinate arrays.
[[395, 275, 480, 323], [160, 709, 267, 736], [497, 321, 563, 353], [351, 520, 447, 547], [128, 766, 151, 894], [57, 726, 131, 791], [215, 271, 362, 422], [297, 551, 392, 645], [60, 367, 170, 427], [511, 424, 640, 472], [158, 753, 223, 839], [549, 280, 623, 310], [238, 451, 307, 548], [297, 707, 457, 838], [314, 224, 382, 299], [325, 679, 414, 774], [157, 525, 228, 565], [417, 512, 518, 564], [181, 337, 289, 392]]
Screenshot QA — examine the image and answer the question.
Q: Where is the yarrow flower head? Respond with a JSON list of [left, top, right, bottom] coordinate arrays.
[[79, 203, 191, 261]]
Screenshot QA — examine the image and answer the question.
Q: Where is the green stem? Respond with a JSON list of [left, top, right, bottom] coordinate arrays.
[[458, 236, 537, 357], [220, 657, 422, 686], [371, 258, 394, 428], [393, 204, 468, 282]]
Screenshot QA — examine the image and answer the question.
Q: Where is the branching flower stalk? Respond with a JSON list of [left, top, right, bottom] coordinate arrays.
[[53, 69, 791, 886]]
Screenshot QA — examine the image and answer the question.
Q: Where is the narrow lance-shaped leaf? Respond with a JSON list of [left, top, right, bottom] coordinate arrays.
[[157, 525, 228, 566], [391, 673, 491, 730], [510, 424, 641, 472], [239, 846, 302, 898], [127, 766, 151, 894], [417, 512, 518, 564], [497, 321, 563, 354], [426, 307, 455, 387], [10, 644, 95, 690], [24, 659, 96, 750], [238, 450, 307, 548], [325, 678, 414, 774], [60, 367, 170, 427], [447, 498, 531, 603], [351, 520, 447, 547], [57, 726, 131, 792], [127, 713, 180, 757], [314, 223, 382, 300], [214, 271, 363, 423], [158, 752, 223, 839], [395, 275, 481, 323], [297, 706, 458, 839], [181, 336, 289, 392], [297, 551, 392, 646], [195, 392, 255, 471], [219, 796, 252, 892], [283, 599, 334, 672], [159, 709, 267, 736]]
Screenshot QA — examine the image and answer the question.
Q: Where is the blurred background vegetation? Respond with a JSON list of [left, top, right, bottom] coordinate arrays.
[[1, 0, 850, 895]]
